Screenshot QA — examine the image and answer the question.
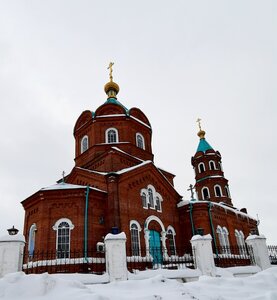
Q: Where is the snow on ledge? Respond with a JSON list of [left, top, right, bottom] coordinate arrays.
[[0, 234, 25, 243], [105, 232, 126, 241], [246, 234, 266, 241], [191, 234, 212, 241]]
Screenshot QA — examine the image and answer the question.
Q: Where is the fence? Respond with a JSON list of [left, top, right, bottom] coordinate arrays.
[[268, 245, 277, 265], [22, 249, 105, 274], [126, 247, 195, 272], [213, 245, 255, 268]]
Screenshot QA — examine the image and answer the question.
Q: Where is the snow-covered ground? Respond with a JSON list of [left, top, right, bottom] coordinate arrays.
[[0, 267, 277, 300]]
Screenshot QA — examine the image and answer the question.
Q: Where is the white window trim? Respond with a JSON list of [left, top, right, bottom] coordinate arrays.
[[28, 223, 37, 256], [105, 127, 119, 144], [198, 162, 206, 173], [81, 135, 89, 154], [140, 185, 163, 212], [209, 160, 216, 170], [136, 133, 145, 150], [214, 185, 223, 197], [225, 185, 231, 198], [166, 226, 176, 256], [52, 218, 74, 255], [130, 220, 142, 256], [201, 186, 210, 200]]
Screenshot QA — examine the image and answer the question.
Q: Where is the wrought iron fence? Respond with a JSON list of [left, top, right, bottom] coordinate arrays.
[[268, 245, 277, 265], [126, 247, 195, 272], [213, 245, 255, 268], [22, 249, 106, 274]]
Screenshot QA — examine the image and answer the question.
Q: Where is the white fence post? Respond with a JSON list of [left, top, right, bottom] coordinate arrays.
[[104, 232, 128, 281], [191, 234, 216, 276], [0, 234, 25, 277], [246, 234, 271, 270]]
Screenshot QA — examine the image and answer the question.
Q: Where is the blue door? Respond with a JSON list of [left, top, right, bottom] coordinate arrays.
[[149, 230, 162, 265]]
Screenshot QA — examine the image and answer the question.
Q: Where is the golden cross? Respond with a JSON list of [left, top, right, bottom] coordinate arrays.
[[107, 62, 114, 81], [196, 118, 202, 131]]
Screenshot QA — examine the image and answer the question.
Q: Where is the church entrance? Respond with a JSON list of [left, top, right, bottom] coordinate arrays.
[[149, 230, 162, 265]]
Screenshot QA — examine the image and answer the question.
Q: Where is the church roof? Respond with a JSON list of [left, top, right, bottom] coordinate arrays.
[[40, 183, 107, 193], [104, 97, 129, 114], [196, 138, 214, 153]]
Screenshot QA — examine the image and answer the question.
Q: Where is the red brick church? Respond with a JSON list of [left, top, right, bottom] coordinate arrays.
[[21, 65, 258, 270]]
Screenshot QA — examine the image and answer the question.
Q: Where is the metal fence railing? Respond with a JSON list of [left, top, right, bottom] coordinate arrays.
[[213, 245, 255, 268], [22, 249, 106, 274], [126, 247, 195, 272], [268, 245, 277, 265]]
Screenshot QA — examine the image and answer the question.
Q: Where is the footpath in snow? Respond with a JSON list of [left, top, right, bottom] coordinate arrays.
[[0, 267, 277, 300]]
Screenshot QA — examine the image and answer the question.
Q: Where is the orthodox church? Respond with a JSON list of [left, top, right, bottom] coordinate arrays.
[[21, 65, 258, 270]]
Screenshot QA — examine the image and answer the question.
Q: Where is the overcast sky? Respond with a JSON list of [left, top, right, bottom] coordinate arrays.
[[0, 1, 276, 244]]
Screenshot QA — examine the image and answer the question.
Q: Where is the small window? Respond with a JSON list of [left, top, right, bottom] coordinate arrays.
[[235, 230, 246, 255], [202, 187, 210, 200], [198, 163, 205, 173], [28, 224, 37, 257], [136, 133, 145, 149], [225, 186, 231, 198], [141, 192, 147, 208], [218, 162, 223, 171], [148, 188, 154, 208], [130, 223, 140, 256], [167, 228, 176, 256], [106, 128, 118, 143], [156, 197, 161, 211], [209, 161, 216, 170], [215, 185, 222, 197], [217, 226, 230, 254], [81, 136, 88, 153]]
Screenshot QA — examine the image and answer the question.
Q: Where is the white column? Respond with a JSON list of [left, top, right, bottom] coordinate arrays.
[[190, 234, 216, 276], [144, 229, 150, 257], [104, 232, 128, 281], [0, 234, 25, 277], [246, 234, 271, 270], [161, 231, 168, 258]]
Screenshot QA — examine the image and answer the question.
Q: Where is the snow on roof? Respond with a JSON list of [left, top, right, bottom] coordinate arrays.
[[96, 114, 126, 118], [111, 146, 143, 162], [76, 167, 108, 175], [130, 115, 151, 129], [40, 183, 107, 193], [177, 199, 256, 220], [115, 160, 152, 175], [0, 233, 25, 243]]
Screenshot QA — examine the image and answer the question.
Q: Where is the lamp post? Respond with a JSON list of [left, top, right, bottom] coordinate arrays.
[[7, 226, 19, 236]]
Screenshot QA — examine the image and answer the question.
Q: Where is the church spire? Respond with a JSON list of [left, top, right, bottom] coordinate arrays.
[[196, 118, 213, 153], [104, 62, 120, 99]]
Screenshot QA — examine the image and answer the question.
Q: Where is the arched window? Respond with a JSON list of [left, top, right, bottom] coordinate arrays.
[[235, 230, 246, 255], [28, 224, 37, 257], [148, 188, 154, 208], [130, 221, 141, 256], [167, 227, 176, 256], [225, 186, 231, 198], [214, 185, 222, 197], [81, 135, 88, 153], [105, 128, 118, 143], [198, 163, 205, 173], [217, 226, 230, 254], [156, 196, 161, 212], [201, 187, 210, 200], [141, 192, 147, 208], [209, 160, 216, 170], [136, 133, 145, 149], [53, 218, 74, 259], [218, 162, 223, 171]]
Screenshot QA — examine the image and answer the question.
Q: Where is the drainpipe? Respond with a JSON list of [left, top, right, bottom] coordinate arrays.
[[189, 202, 195, 236], [208, 202, 218, 256], [84, 186, 90, 263]]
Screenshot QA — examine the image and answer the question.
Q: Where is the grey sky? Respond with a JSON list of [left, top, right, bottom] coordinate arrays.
[[0, 1, 276, 243]]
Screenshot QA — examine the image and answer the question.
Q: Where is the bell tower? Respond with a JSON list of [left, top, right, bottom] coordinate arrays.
[[191, 119, 233, 206]]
